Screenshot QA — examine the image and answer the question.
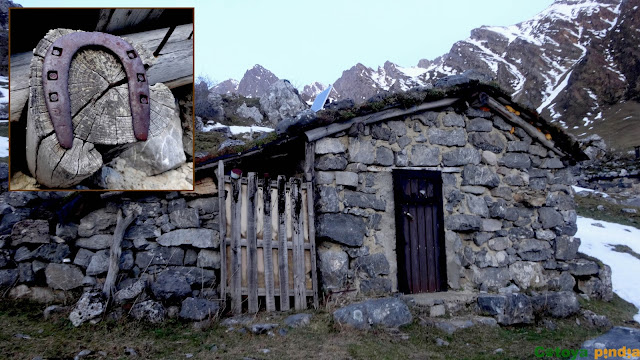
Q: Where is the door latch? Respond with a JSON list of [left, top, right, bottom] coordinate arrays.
[[404, 211, 414, 220]]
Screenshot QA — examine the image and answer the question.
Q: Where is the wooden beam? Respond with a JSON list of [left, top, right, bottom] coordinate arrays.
[[217, 161, 227, 299], [277, 175, 290, 311], [9, 23, 193, 122], [262, 177, 276, 312], [484, 95, 565, 157], [291, 178, 306, 310], [304, 98, 459, 142], [230, 175, 242, 314], [246, 172, 258, 314]]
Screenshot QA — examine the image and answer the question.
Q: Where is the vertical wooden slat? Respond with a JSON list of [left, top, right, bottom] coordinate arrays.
[[217, 161, 227, 299], [277, 176, 290, 311], [262, 177, 276, 312], [291, 178, 306, 310], [304, 142, 319, 308], [230, 175, 242, 314], [305, 183, 319, 308], [409, 180, 420, 293], [247, 173, 258, 313], [427, 205, 437, 292], [416, 193, 428, 293]]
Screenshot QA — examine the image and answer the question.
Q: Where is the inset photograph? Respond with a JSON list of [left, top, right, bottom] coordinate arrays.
[[8, 8, 194, 190]]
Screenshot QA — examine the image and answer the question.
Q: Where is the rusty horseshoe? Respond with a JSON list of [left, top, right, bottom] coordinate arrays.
[[42, 32, 150, 149]]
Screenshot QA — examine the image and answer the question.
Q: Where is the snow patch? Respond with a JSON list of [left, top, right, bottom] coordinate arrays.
[[577, 216, 640, 323], [0, 136, 7, 157], [202, 122, 274, 135]]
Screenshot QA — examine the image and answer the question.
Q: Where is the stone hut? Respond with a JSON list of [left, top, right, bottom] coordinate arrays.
[[0, 81, 612, 324], [198, 81, 610, 307]]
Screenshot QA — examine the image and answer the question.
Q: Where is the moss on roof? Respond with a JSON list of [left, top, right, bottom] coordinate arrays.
[[195, 80, 586, 169]]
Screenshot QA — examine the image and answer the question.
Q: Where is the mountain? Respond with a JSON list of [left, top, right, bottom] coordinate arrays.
[[301, 81, 327, 104], [236, 64, 279, 98], [210, 79, 239, 95], [326, 0, 639, 150], [212, 64, 279, 98]]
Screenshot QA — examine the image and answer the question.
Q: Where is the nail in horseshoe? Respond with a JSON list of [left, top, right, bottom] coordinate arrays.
[[42, 32, 150, 149]]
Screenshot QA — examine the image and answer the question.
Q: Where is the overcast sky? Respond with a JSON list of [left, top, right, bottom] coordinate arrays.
[[20, 0, 554, 87]]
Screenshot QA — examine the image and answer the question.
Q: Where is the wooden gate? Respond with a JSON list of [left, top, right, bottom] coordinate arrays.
[[217, 161, 318, 314], [393, 170, 447, 293]]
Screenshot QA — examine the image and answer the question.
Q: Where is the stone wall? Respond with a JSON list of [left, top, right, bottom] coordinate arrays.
[[313, 108, 612, 300], [0, 183, 222, 321]]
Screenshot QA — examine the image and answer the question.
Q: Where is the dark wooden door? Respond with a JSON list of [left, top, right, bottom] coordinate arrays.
[[393, 170, 447, 293]]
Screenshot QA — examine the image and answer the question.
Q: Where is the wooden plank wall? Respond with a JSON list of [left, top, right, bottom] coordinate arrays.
[[217, 162, 318, 314]]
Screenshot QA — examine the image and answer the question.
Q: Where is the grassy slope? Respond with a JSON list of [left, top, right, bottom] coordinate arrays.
[[0, 294, 638, 360]]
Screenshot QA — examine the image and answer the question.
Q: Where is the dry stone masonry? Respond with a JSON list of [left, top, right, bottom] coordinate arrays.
[[312, 106, 611, 309]]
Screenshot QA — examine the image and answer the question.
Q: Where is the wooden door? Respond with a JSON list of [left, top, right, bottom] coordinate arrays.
[[393, 170, 447, 293]]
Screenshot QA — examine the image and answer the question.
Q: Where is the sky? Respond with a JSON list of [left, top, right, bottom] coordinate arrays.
[[19, 0, 555, 88]]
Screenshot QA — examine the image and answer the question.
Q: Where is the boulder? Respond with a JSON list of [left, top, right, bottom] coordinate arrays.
[[284, 313, 312, 328], [11, 219, 50, 246], [157, 229, 218, 248], [114, 280, 146, 304], [409, 145, 440, 166], [76, 234, 112, 250], [69, 290, 106, 327], [0, 269, 18, 287], [235, 102, 264, 123], [442, 113, 466, 127], [477, 293, 533, 325], [315, 138, 345, 154], [470, 132, 505, 153], [442, 148, 481, 166], [554, 236, 580, 260], [151, 269, 192, 302], [78, 209, 117, 237], [501, 153, 531, 169], [531, 291, 580, 318], [45, 264, 84, 290], [462, 165, 500, 188], [86, 250, 110, 276], [196, 250, 220, 269], [568, 259, 600, 276], [136, 247, 185, 268], [260, 80, 308, 125], [187, 197, 218, 215], [317, 213, 366, 247], [333, 297, 412, 330], [445, 215, 482, 231], [343, 190, 386, 211], [467, 118, 493, 132], [352, 253, 390, 277], [116, 86, 187, 176], [427, 128, 466, 146], [317, 186, 340, 213], [74, 247, 94, 268], [179, 297, 220, 321], [509, 261, 546, 290], [348, 137, 375, 164], [130, 300, 166, 323], [315, 154, 347, 171], [169, 208, 200, 228], [471, 266, 511, 290], [538, 207, 564, 229], [335, 171, 358, 187], [375, 146, 394, 166], [360, 278, 392, 294], [317, 246, 349, 291]]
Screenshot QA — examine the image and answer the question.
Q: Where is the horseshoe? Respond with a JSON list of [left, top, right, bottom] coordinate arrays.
[[42, 32, 150, 149]]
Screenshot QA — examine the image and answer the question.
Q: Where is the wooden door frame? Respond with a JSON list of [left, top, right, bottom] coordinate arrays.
[[392, 169, 447, 294]]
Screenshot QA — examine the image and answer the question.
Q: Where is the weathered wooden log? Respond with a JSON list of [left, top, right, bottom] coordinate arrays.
[[24, 28, 186, 188], [103, 209, 135, 300], [10, 23, 193, 123]]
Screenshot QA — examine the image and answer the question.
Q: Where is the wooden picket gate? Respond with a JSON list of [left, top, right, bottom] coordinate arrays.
[[217, 161, 318, 314]]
